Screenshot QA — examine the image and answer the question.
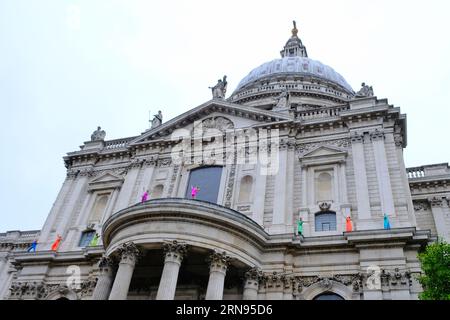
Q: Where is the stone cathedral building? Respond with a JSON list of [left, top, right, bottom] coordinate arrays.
[[1, 22, 450, 301]]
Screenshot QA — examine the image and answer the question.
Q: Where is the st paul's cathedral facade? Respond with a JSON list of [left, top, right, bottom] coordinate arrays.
[[1, 22, 450, 300]]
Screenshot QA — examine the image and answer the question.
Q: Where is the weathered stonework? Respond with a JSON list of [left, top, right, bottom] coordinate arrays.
[[1, 22, 448, 301]]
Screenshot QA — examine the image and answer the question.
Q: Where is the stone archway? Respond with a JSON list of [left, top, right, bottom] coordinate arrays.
[[301, 280, 353, 300]]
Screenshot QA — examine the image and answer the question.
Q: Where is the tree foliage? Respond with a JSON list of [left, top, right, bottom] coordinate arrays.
[[418, 240, 450, 300]]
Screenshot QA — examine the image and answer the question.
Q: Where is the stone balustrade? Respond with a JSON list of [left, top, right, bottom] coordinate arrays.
[[104, 137, 136, 150], [296, 105, 350, 121]]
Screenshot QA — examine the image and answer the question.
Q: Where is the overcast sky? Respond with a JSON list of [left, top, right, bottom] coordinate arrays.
[[1, 0, 449, 232]]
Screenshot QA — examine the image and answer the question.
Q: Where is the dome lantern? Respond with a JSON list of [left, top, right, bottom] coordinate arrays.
[[280, 20, 308, 58]]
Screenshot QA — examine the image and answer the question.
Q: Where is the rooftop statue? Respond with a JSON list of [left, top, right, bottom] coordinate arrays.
[[90, 126, 106, 141], [273, 88, 290, 110], [151, 110, 163, 129], [209, 75, 228, 99], [355, 82, 374, 98]]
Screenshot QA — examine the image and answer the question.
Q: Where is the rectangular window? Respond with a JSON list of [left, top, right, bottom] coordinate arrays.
[[315, 212, 337, 232], [185, 166, 223, 203], [78, 231, 95, 247]]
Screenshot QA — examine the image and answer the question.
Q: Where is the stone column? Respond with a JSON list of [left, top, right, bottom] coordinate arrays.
[[271, 139, 288, 233], [392, 133, 417, 226], [108, 243, 140, 300], [253, 162, 267, 226], [429, 197, 450, 242], [205, 251, 230, 300], [156, 240, 188, 300], [350, 133, 372, 227], [92, 256, 115, 300], [370, 130, 395, 217], [114, 162, 142, 212], [243, 267, 261, 300]]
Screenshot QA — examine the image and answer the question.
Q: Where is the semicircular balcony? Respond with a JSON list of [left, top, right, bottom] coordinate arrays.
[[98, 198, 272, 300], [102, 198, 268, 267]]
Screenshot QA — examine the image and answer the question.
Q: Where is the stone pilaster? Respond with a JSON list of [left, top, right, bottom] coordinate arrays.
[[370, 130, 395, 217], [205, 251, 230, 300], [264, 271, 284, 300], [271, 138, 288, 233], [350, 133, 372, 225], [108, 242, 140, 300], [242, 267, 262, 300], [156, 240, 188, 300], [283, 275, 294, 300], [429, 197, 450, 242], [92, 256, 114, 300], [114, 161, 142, 211]]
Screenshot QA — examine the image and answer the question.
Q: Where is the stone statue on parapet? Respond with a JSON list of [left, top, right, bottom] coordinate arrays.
[[355, 82, 374, 98], [273, 88, 290, 110], [151, 110, 163, 129], [209, 75, 228, 99], [91, 126, 106, 141]]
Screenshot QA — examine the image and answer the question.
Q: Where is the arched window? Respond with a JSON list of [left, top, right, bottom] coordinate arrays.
[[315, 172, 332, 201], [313, 292, 344, 300], [152, 184, 164, 199], [89, 194, 109, 223], [78, 230, 95, 247], [185, 166, 223, 203], [315, 211, 337, 232], [238, 175, 253, 203]]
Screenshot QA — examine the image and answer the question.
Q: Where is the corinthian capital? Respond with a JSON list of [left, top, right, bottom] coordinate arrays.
[[98, 255, 114, 271], [116, 242, 141, 264], [244, 267, 263, 282], [162, 240, 188, 263], [350, 132, 364, 144], [370, 129, 385, 141], [429, 197, 444, 208], [207, 250, 231, 273]]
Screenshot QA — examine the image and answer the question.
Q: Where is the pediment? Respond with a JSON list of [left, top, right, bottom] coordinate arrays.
[[88, 172, 124, 191], [302, 145, 347, 158], [90, 172, 123, 183], [130, 99, 293, 145]]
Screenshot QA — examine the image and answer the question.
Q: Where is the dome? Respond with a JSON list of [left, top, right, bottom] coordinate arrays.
[[233, 56, 354, 95]]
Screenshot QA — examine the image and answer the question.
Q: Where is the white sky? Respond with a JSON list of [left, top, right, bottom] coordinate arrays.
[[1, 0, 450, 231]]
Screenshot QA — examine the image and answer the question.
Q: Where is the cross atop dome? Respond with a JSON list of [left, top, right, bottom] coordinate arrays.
[[280, 20, 308, 58]]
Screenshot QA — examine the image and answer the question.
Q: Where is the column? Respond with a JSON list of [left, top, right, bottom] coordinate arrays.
[[135, 161, 156, 200], [38, 175, 75, 245], [243, 267, 261, 300], [393, 133, 417, 226], [429, 197, 450, 242], [371, 130, 395, 217], [253, 162, 267, 226], [205, 251, 230, 300], [108, 243, 140, 300], [114, 163, 142, 212], [156, 240, 188, 300], [271, 139, 288, 233], [92, 256, 115, 300], [350, 133, 372, 224]]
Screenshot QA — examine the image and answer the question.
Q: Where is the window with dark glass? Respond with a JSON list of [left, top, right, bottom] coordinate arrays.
[[313, 292, 344, 300], [315, 211, 337, 232], [78, 230, 95, 247], [185, 166, 223, 203]]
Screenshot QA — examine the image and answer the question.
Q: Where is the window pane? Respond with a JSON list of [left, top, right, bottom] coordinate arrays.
[[79, 231, 95, 247], [315, 212, 337, 232], [185, 166, 223, 203]]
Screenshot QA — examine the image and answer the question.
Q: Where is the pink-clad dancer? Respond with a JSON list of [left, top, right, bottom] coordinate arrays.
[[191, 186, 200, 198], [141, 190, 149, 203]]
